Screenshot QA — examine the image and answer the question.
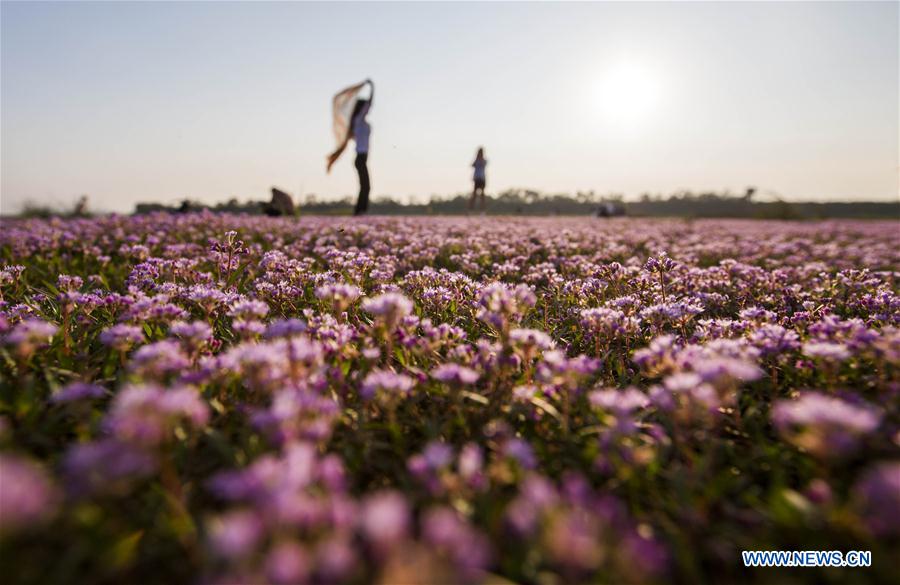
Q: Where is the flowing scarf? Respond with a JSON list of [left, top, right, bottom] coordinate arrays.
[[326, 81, 368, 172]]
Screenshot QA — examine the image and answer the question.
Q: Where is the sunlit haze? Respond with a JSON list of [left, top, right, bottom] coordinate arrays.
[[1, 1, 897, 213]]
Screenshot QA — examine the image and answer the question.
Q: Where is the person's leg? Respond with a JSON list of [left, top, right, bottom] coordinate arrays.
[[354, 154, 370, 215], [470, 183, 478, 211], [360, 154, 370, 213]]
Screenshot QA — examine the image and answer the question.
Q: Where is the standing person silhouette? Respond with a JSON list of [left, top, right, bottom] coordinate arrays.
[[327, 79, 374, 215], [470, 147, 487, 212]]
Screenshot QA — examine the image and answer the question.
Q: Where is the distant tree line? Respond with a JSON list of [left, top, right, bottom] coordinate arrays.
[[13, 188, 899, 220], [138, 188, 897, 220]]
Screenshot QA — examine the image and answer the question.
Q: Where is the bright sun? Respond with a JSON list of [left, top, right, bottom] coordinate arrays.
[[595, 61, 662, 129]]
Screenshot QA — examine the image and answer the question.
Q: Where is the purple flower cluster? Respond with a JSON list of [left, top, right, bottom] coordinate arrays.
[[772, 392, 882, 458], [0, 215, 898, 583]]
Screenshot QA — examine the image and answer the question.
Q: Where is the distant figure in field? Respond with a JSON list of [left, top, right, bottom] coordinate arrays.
[[595, 201, 625, 218], [265, 187, 295, 217], [327, 79, 374, 216], [73, 195, 89, 217], [470, 147, 487, 212]]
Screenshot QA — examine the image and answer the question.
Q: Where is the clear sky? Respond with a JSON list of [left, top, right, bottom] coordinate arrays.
[[1, 1, 898, 214]]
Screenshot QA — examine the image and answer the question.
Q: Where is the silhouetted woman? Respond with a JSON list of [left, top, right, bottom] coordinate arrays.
[[327, 79, 374, 215], [470, 147, 487, 211]]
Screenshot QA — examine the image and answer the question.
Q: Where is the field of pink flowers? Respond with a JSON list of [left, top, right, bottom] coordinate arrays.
[[1, 214, 898, 584]]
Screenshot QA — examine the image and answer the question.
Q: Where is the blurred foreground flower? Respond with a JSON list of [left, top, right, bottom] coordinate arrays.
[[772, 392, 881, 459], [0, 454, 59, 535], [852, 461, 900, 536]]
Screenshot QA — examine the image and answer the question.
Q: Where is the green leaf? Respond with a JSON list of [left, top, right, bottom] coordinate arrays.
[[530, 396, 561, 421], [108, 530, 143, 571], [461, 391, 489, 405]]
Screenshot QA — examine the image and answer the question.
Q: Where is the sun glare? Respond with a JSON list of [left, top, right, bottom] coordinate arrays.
[[594, 61, 662, 129]]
